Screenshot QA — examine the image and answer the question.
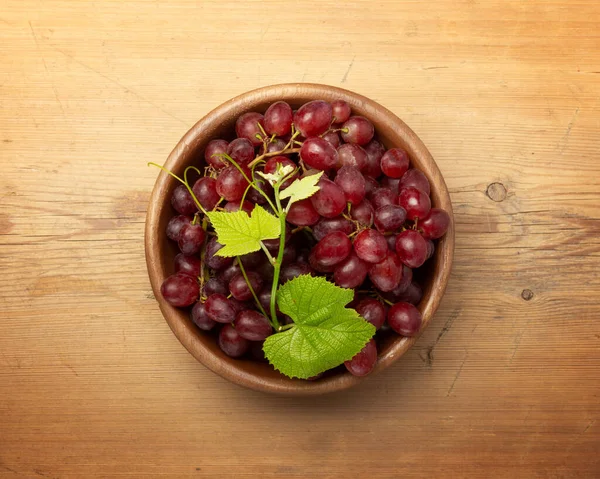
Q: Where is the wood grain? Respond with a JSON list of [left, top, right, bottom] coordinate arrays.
[[1, 0, 599, 477]]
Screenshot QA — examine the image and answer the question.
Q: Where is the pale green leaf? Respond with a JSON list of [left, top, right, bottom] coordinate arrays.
[[280, 172, 323, 206], [206, 205, 280, 257], [263, 275, 376, 379]]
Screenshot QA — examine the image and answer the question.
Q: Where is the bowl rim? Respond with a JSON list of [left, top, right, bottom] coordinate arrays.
[[145, 83, 454, 395]]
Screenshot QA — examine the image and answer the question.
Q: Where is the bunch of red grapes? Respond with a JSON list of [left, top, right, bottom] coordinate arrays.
[[160, 98, 450, 378]]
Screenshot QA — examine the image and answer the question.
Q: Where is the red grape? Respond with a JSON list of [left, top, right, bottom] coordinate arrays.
[[333, 251, 368, 289], [334, 166, 366, 205], [280, 262, 313, 284], [380, 148, 410, 178], [300, 137, 338, 170], [234, 310, 273, 341], [161, 273, 199, 307], [363, 175, 379, 196], [387, 302, 422, 336], [400, 169, 430, 195], [261, 138, 287, 155], [235, 112, 265, 146], [205, 237, 233, 270], [350, 199, 374, 226], [174, 253, 201, 278], [226, 138, 255, 165], [341, 116, 374, 145], [336, 143, 367, 171], [370, 187, 396, 210], [331, 99, 351, 123], [394, 282, 423, 305], [192, 177, 220, 211], [312, 231, 352, 267], [191, 301, 217, 331], [398, 187, 431, 220], [216, 166, 249, 202], [204, 139, 229, 169], [374, 205, 407, 233], [419, 208, 450, 239], [229, 272, 263, 301], [344, 339, 377, 376], [355, 298, 386, 330], [381, 176, 401, 194], [171, 184, 197, 215], [178, 223, 206, 255], [205, 293, 236, 323], [202, 277, 228, 297], [310, 177, 346, 218], [425, 240, 435, 260], [287, 198, 320, 226], [312, 216, 354, 241], [166, 215, 191, 241], [368, 252, 403, 292], [217, 263, 241, 283], [218, 324, 250, 358], [223, 200, 254, 214], [362, 139, 385, 178], [264, 101, 293, 136], [353, 229, 388, 264], [395, 230, 428, 268], [322, 131, 341, 148], [294, 100, 333, 137]]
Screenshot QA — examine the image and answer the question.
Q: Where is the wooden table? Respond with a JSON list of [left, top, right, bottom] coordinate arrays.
[[1, 1, 599, 477]]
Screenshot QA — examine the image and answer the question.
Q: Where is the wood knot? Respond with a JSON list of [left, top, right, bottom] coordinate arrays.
[[521, 289, 534, 301], [486, 182, 507, 202]]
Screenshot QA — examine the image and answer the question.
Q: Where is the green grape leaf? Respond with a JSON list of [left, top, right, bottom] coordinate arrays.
[[280, 171, 323, 207], [263, 275, 376, 379], [207, 205, 280, 257]]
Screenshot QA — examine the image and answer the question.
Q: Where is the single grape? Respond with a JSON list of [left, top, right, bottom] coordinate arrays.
[[355, 298, 386, 329], [425, 239, 435, 260], [400, 169, 431, 195], [370, 187, 396, 210], [334, 166, 366, 205], [171, 184, 197, 215], [362, 139, 385, 178], [258, 288, 272, 312], [287, 198, 320, 226], [387, 302, 422, 336], [394, 282, 423, 305], [218, 324, 250, 358], [381, 148, 410, 178], [294, 100, 333, 138], [246, 175, 273, 204], [264, 155, 298, 189], [363, 175, 379, 197], [205, 237, 234, 270], [217, 263, 241, 283], [419, 208, 450, 239], [191, 301, 217, 331], [174, 253, 201, 278], [308, 250, 337, 273], [216, 166, 249, 202], [383, 265, 413, 301], [235, 112, 265, 146], [333, 251, 368, 289], [229, 272, 263, 301], [300, 137, 338, 170], [381, 176, 401, 195], [395, 230, 428, 268], [322, 131, 341, 148], [226, 138, 255, 165], [192, 177, 220, 211], [295, 248, 310, 264], [161, 273, 199, 307], [398, 186, 431, 220], [261, 138, 287, 155], [344, 339, 377, 377], [310, 177, 346, 218], [374, 205, 407, 233], [368, 252, 403, 292], [223, 200, 254, 214], [353, 229, 388, 264], [312, 231, 352, 267], [280, 262, 314, 284], [202, 277, 228, 297], [336, 143, 367, 171], [350, 199, 374, 226], [178, 223, 206, 255], [166, 215, 191, 241], [205, 139, 229, 169], [234, 310, 273, 341], [264, 101, 293, 136], [341, 116, 374, 145], [312, 216, 354, 241], [205, 293, 236, 323], [331, 99, 352, 124]]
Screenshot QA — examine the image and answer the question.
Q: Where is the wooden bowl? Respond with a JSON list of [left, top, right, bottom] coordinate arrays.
[[145, 83, 454, 395]]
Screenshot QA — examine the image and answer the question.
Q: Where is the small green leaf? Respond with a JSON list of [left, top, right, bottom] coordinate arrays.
[[280, 171, 323, 207], [263, 275, 376, 379], [207, 204, 280, 257]]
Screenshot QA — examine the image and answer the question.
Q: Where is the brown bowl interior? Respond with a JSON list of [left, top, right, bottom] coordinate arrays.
[[145, 83, 454, 395]]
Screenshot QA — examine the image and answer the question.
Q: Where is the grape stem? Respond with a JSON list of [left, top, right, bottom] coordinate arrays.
[[147, 162, 208, 216], [236, 257, 270, 321], [248, 130, 303, 168]]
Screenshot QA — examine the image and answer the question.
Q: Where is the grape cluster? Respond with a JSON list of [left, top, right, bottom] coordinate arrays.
[[159, 98, 450, 378]]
